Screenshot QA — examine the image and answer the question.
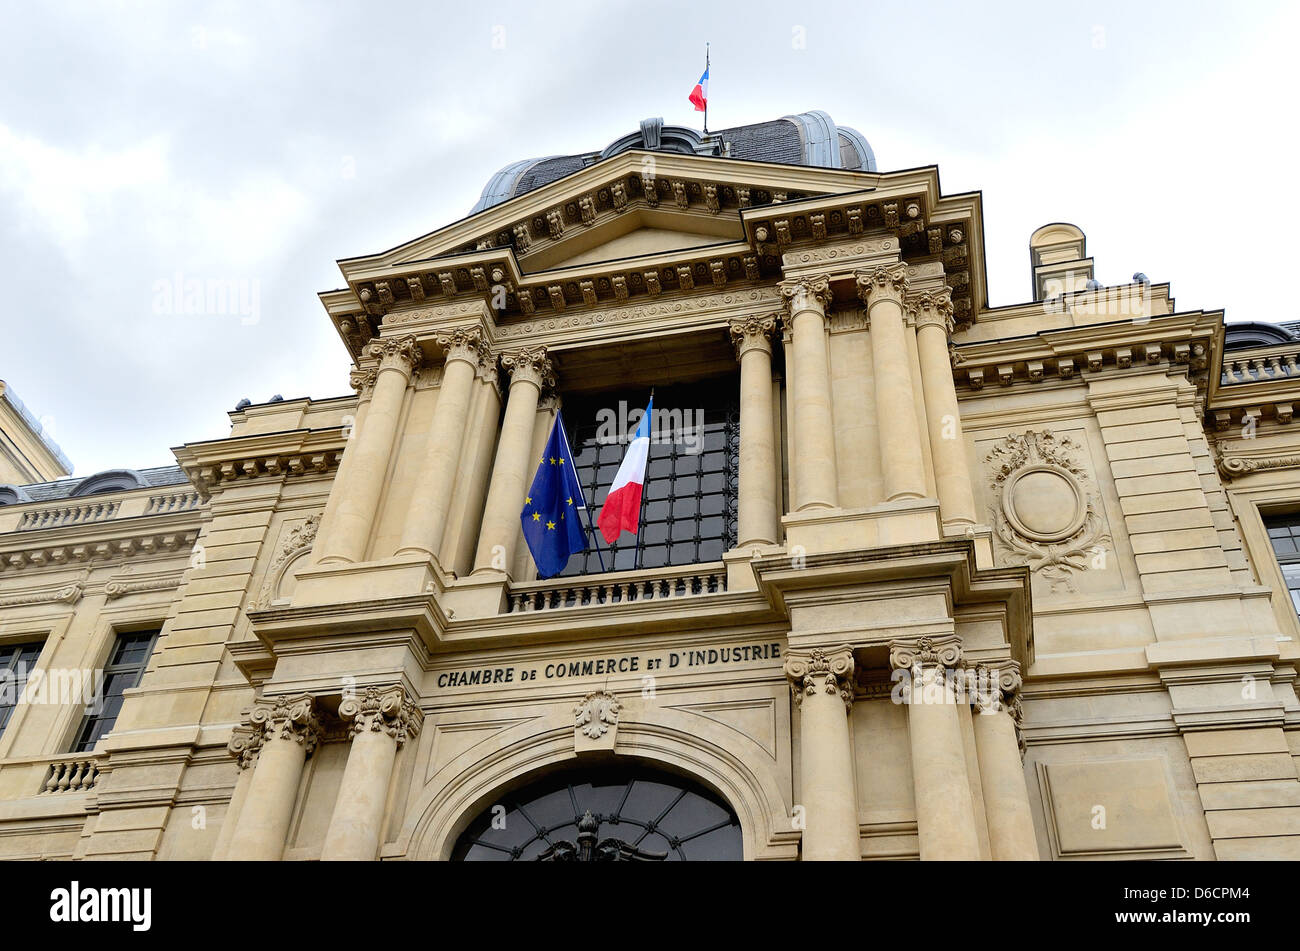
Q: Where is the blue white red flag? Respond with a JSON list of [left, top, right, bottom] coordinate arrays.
[[597, 396, 653, 544], [689, 67, 708, 112]]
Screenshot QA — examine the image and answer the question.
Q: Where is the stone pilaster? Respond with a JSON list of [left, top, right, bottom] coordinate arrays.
[[909, 287, 978, 531], [729, 315, 780, 547], [890, 635, 981, 860], [224, 694, 322, 861], [779, 277, 839, 511], [321, 685, 423, 861], [968, 663, 1039, 860], [398, 327, 490, 560], [315, 335, 421, 564], [857, 265, 926, 501], [784, 646, 858, 860], [472, 347, 555, 575]]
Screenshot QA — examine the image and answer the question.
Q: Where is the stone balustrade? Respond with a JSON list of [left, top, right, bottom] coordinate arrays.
[[40, 755, 103, 795], [507, 563, 727, 613], [17, 501, 120, 531]]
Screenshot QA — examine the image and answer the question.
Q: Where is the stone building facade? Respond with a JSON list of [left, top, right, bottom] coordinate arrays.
[[1, 112, 1299, 860]]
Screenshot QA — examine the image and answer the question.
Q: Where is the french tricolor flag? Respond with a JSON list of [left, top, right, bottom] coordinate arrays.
[[689, 66, 708, 113], [598, 396, 653, 544]]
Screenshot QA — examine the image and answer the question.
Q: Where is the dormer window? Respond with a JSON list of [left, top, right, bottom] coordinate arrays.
[[68, 469, 148, 498]]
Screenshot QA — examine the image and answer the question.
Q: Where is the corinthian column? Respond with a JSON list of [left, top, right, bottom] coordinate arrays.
[[315, 336, 421, 564], [910, 288, 977, 530], [729, 315, 780, 547], [890, 637, 981, 860], [857, 265, 926, 501], [472, 347, 554, 575], [225, 695, 321, 861], [398, 327, 488, 559], [784, 646, 858, 860], [321, 685, 424, 861], [970, 664, 1038, 860], [212, 725, 262, 860], [779, 277, 839, 511]]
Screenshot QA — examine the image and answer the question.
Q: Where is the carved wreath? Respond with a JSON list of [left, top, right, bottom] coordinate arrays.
[[985, 430, 1110, 593]]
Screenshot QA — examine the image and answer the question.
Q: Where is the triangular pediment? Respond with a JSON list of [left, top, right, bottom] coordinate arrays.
[[518, 208, 744, 271]]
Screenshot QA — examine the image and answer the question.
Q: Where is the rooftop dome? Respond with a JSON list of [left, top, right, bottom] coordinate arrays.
[[470, 110, 877, 213]]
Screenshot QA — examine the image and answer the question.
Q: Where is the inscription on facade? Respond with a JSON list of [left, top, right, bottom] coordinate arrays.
[[435, 642, 783, 690]]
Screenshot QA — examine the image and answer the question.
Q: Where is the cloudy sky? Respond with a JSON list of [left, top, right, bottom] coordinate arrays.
[[2, 0, 1296, 476]]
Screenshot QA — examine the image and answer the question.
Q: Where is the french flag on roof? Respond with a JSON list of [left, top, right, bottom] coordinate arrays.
[[597, 396, 653, 544], [689, 66, 708, 113]]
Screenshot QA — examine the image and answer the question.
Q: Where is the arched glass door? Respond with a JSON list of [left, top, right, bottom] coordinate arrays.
[[451, 764, 742, 861]]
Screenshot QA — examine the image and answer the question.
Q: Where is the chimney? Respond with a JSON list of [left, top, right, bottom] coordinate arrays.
[[1029, 222, 1095, 301]]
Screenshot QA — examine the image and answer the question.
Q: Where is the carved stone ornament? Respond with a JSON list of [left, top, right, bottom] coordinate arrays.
[[435, 326, 489, 368], [254, 514, 320, 609], [783, 646, 854, 710], [906, 286, 955, 334], [247, 693, 322, 756], [226, 723, 264, 770], [348, 365, 379, 397], [967, 663, 1026, 752], [889, 634, 964, 675], [854, 262, 910, 306], [985, 429, 1111, 593], [364, 334, 423, 376], [500, 346, 555, 391], [1216, 445, 1300, 481], [338, 685, 423, 748], [777, 276, 832, 322], [574, 690, 622, 739], [728, 314, 776, 360]]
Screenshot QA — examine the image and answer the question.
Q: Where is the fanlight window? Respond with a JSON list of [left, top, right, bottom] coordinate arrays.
[[452, 765, 742, 861]]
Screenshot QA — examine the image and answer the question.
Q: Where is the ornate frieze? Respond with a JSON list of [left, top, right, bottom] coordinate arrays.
[[0, 574, 85, 607], [783, 646, 855, 710], [985, 430, 1110, 592], [0, 531, 199, 574], [104, 566, 185, 600], [338, 685, 423, 748], [1216, 446, 1300, 480]]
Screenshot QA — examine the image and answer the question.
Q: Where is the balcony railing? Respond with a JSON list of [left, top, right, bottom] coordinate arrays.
[[39, 754, 103, 795], [1222, 347, 1300, 385], [506, 562, 727, 613], [17, 501, 120, 531]]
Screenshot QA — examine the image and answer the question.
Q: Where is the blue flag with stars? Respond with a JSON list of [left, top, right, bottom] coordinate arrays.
[[520, 412, 589, 578]]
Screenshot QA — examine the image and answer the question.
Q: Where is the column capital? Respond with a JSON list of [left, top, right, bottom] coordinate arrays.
[[500, 345, 555, 391], [338, 684, 424, 749], [855, 262, 910, 306], [247, 693, 323, 756], [778, 276, 832, 318], [348, 365, 379, 398], [226, 723, 263, 771], [889, 634, 964, 675], [365, 334, 423, 376], [784, 646, 855, 710], [728, 314, 777, 360], [435, 326, 490, 370], [906, 286, 956, 335], [968, 662, 1024, 723]]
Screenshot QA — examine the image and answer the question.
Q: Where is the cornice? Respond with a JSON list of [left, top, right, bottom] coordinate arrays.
[[173, 427, 348, 500]]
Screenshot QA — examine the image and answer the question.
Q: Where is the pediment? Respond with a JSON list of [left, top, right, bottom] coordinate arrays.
[[520, 210, 744, 271]]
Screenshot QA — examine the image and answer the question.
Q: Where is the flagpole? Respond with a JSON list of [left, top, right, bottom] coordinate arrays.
[[703, 43, 710, 135], [557, 411, 608, 574], [634, 388, 654, 572]]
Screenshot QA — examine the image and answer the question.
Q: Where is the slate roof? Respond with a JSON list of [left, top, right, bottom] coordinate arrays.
[[4, 465, 189, 502], [470, 111, 877, 213]]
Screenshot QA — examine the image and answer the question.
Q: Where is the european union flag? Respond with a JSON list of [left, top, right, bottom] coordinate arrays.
[[520, 412, 589, 578]]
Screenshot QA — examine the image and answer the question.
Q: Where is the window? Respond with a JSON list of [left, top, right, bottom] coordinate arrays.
[[1264, 514, 1300, 617], [560, 376, 739, 575], [452, 765, 743, 861], [71, 629, 159, 752], [0, 641, 44, 736]]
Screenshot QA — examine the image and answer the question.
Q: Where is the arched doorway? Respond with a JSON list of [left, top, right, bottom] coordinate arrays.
[[450, 764, 743, 861]]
